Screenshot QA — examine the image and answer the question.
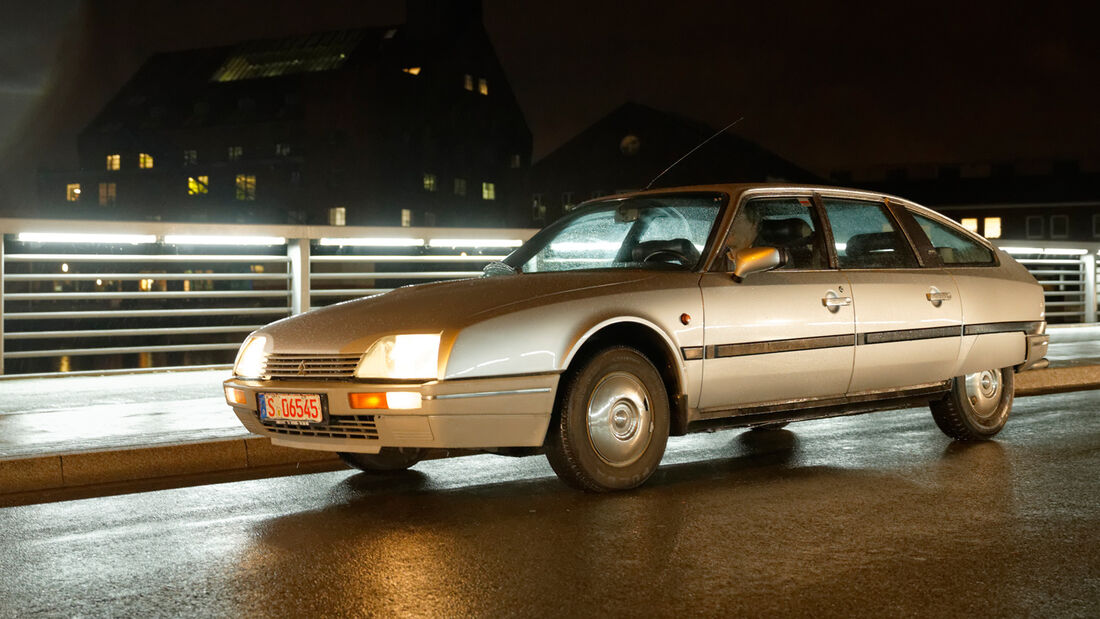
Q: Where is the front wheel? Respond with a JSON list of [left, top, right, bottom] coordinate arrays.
[[930, 367, 1014, 441], [338, 447, 424, 472], [546, 347, 670, 492]]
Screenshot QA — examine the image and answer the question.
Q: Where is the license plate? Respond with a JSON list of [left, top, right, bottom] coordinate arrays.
[[258, 393, 325, 425]]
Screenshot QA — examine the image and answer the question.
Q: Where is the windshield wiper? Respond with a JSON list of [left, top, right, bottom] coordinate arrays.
[[482, 261, 518, 277]]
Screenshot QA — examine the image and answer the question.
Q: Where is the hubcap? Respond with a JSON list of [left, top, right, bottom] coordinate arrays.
[[586, 372, 653, 467], [964, 368, 1002, 419]]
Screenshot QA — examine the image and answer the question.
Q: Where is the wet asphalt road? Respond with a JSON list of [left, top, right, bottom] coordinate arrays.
[[1, 391, 1098, 617]]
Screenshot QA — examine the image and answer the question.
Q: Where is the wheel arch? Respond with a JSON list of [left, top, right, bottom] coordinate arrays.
[[559, 318, 690, 435]]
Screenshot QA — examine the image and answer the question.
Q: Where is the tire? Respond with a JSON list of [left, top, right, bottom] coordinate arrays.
[[545, 346, 670, 492], [930, 367, 1014, 441], [750, 422, 789, 431], [338, 447, 424, 472]]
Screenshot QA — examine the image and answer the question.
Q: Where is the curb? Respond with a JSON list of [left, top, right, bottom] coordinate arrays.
[[1015, 365, 1100, 396], [0, 437, 340, 499]]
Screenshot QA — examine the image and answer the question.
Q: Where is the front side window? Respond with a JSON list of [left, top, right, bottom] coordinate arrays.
[[506, 194, 723, 274], [910, 211, 994, 265], [723, 197, 827, 270], [822, 198, 918, 269]]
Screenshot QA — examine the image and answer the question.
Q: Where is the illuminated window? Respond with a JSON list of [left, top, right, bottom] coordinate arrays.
[[228, 146, 243, 161], [275, 143, 291, 156], [106, 154, 120, 170], [235, 174, 256, 200], [454, 178, 466, 196], [138, 153, 154, 169], [983, 217, 1002, 239], [960, 218, 979, 233], [1050, 215, 1069, 239], [510, 154, 521, 169], [478, 78, 488, 95], [423, 173, 437, 192], [482, 182, 495, 200], [329, 207, 346, 226], [1026, 216, 1043, 239], [187, 176, 209, 196], [463, 74, 474, 91], [66, 183, 81, 201], [402, 67, 421, 75], [183, 150, 197, 165], [98, 182, 116, 206], [401, 209, 412, 227]]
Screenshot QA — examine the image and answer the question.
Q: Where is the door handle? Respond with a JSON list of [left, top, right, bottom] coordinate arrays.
[[927, 291, 952, 303], [822, 295, 852, 312]]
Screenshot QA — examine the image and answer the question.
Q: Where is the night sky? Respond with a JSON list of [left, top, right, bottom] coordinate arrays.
[[1, 0, 1097, 210]]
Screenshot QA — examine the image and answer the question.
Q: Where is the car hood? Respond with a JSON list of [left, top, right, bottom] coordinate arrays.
[[256, 271, 658, 353]]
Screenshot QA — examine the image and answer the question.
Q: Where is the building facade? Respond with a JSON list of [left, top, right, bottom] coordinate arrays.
[[40, 0, 532, 228]]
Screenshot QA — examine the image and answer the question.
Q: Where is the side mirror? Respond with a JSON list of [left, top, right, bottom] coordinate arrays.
[[731, 246, 786, 280]]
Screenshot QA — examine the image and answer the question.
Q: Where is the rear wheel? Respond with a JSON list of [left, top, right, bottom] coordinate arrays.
[[338, 447, 424, 472], [546, 347, 670, 492], [930, 367, 1014, 441]]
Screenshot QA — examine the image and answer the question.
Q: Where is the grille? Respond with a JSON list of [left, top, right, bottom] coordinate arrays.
[[256, 412, 379, 440], [262, 353, 361, 379]]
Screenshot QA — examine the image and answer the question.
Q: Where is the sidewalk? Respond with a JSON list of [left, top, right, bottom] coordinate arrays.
[[3, 327, 1099, 503]]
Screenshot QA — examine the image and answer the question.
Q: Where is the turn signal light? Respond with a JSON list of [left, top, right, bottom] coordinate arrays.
[[224, 386, 248, 405], [348, 392, 422, 410]]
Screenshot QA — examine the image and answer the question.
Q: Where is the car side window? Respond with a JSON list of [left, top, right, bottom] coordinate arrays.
[[723, 197, 827, 270], [909, 211, 995, 265], [821, 198, 918, 269]]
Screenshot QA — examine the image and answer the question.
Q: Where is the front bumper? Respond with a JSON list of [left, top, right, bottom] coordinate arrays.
[[1017, 333, 1050, 372], [224, 373, 559, 454]]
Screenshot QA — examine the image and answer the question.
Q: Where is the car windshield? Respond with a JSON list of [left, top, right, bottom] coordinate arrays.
[[504, 193, 725, 273]]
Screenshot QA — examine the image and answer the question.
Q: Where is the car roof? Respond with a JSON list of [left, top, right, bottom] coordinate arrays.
[[595, 182, 927, 210]]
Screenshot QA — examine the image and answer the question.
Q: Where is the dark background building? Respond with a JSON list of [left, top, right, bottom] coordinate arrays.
[[38, 0, 532, 227], [529, 102, 819, 224]]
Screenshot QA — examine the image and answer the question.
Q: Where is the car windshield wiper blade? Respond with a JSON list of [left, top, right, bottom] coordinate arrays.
[[482, 261, 517, 277]]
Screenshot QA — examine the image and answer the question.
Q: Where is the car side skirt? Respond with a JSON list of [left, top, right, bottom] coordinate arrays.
[[689, 380, 951, 429]]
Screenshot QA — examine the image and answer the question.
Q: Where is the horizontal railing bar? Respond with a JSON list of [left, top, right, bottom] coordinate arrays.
[[3, 273, 288, 281], [1043, 301, 1087, 306], [1014, 259, 1085, 265], [310, 289, 391, 297], [309, 271, 480, 280], [4, 290, 287, 301], [1045, 311, 1085, 317], [310, 255, 505, 263], [1027, 270, 1084, 276], [1036, 280, 1085, 285], [5, 308, 290, 319], [0, 364, 234, 380], [4, 254, 289, 263], [3, 342, 242, 359], [4, 325, 264, 339], [1040, 291, 1085, 297]]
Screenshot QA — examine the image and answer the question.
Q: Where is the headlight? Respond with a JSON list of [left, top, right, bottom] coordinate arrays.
[[355, 333, 441, 380], [233, 335, 269, 379]]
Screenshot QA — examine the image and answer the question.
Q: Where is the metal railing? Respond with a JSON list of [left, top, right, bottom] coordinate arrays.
[[1, 218, 1098, 376], [1, 218, 535, 376]]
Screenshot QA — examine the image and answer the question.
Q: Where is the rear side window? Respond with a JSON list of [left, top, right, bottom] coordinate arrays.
[[821, 198, 918, 269], [910, 211, 995, 265]]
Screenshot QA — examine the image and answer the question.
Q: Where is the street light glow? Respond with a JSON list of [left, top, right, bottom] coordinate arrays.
[[319, 237, 425, 247], [428, 238, 524, 248], [17, 232, 158, 244]]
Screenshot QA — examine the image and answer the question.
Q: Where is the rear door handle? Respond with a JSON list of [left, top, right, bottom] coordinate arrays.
[[927, 291, 952, 302]]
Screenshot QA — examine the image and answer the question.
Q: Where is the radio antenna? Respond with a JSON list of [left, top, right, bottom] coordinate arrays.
[[644, 116, 744, 190]]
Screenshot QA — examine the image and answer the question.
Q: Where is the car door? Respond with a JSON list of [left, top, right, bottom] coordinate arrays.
[[697, 195, 855, 411], [819, 196, 962, 394]]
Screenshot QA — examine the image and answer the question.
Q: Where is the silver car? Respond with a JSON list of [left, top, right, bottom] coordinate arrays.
[[224, 184, 1049, 491]]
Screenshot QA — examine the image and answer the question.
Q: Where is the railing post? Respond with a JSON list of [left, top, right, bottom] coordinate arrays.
[[288, 238, 310, 315], [1083, 253, 1097, 324]]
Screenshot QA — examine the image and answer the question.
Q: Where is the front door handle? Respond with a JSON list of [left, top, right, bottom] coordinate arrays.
[[927, 290, 952, 306], [822, 294, 852, 313]]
